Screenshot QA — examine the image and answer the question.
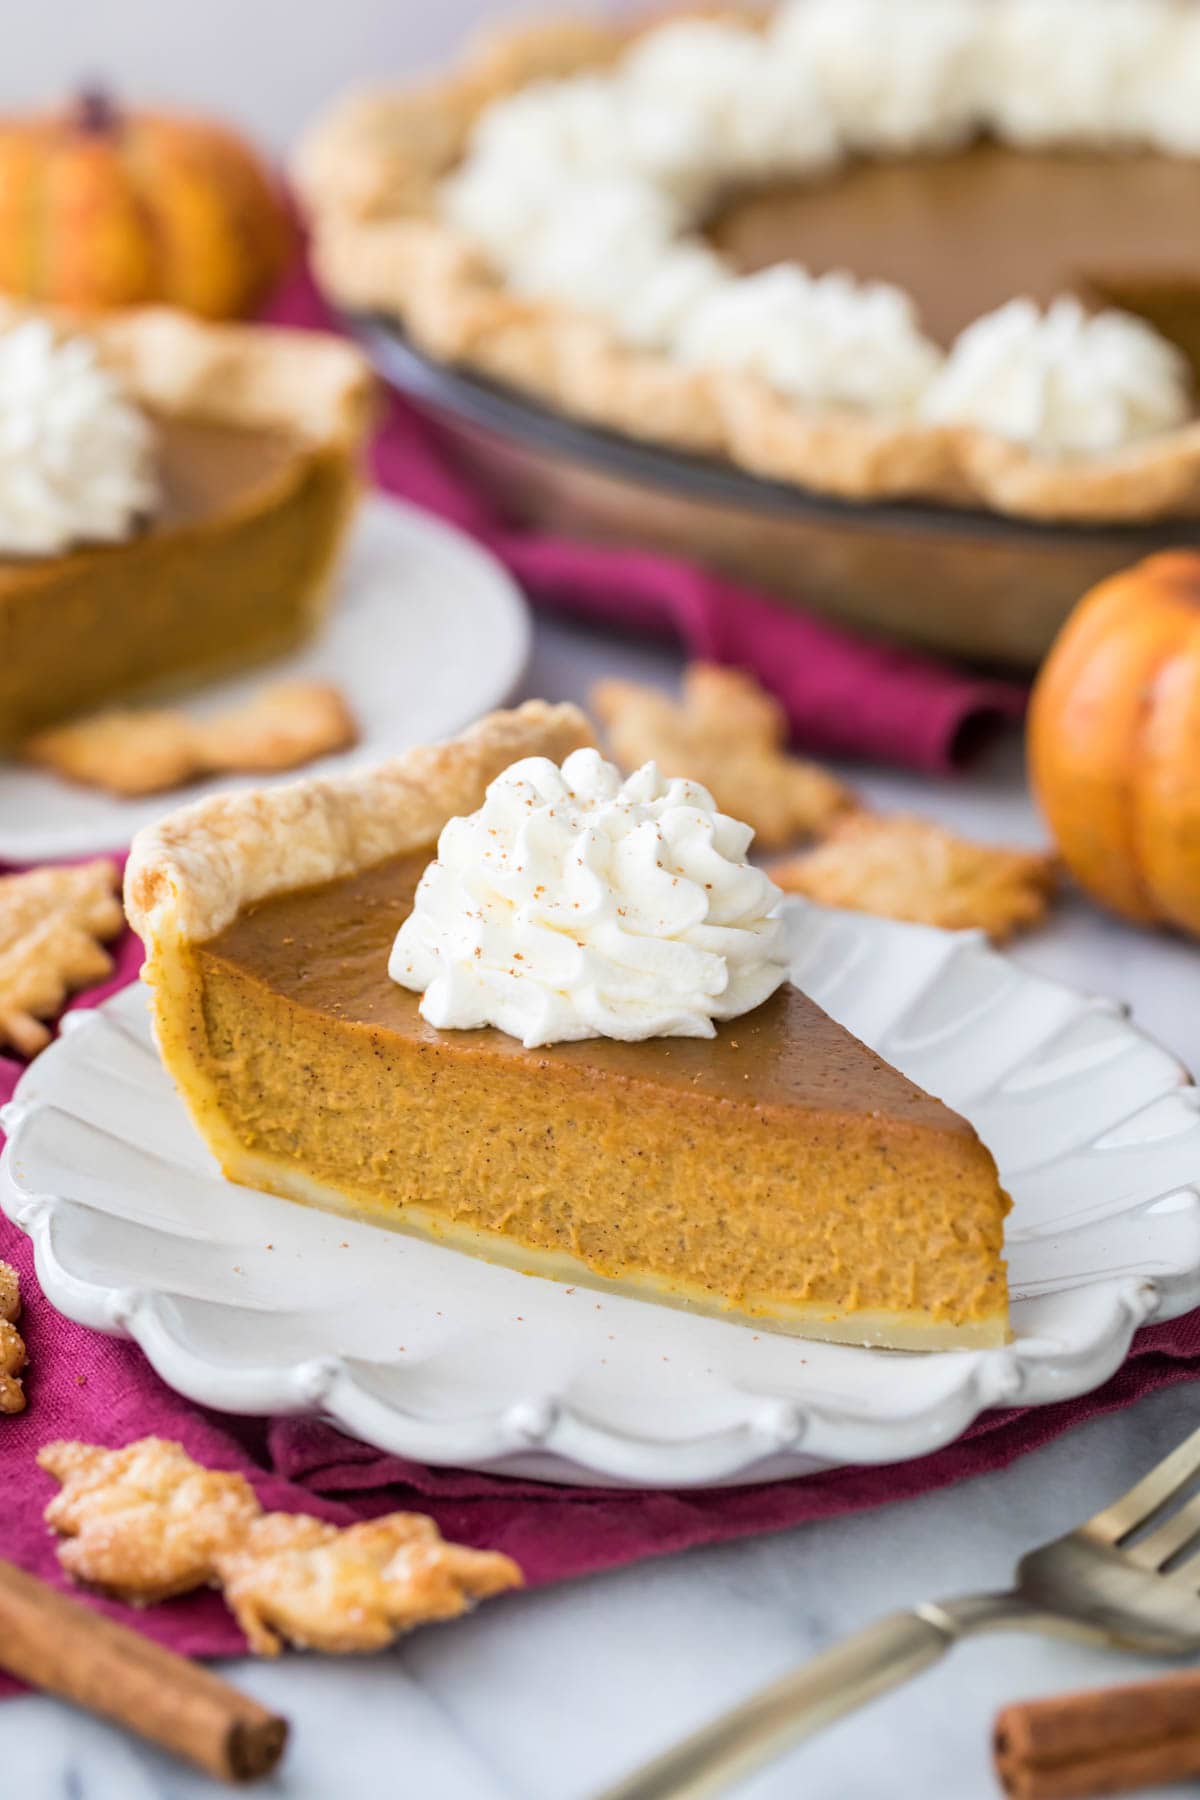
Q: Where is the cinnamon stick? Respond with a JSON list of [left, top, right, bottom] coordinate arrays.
[[994, 1670, 1200, 1800], [0, 1559, 287, 1783]]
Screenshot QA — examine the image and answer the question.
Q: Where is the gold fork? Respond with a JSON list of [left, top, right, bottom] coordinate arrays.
[[598, 1423, 1200, 1800]]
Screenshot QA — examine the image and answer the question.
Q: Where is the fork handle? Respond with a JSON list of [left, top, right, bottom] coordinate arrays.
[[595, 1608, 957, 1800]]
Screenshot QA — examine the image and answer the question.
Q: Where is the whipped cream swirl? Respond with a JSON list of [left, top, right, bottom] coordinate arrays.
[[771, 0, 984, 153], [677, 264, 943, 415], [920, 297, 1192, 455], [389, 749, 789, 1049], [980, 0, 1179, 148], [620, 19, 840, 185], [0, 319, 160, 557], [503, 177, 686, 317]]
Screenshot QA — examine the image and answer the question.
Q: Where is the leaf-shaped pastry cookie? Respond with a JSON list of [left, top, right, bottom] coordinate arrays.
[[592, 664, 853, 850], [0, 860, 123, 1055]]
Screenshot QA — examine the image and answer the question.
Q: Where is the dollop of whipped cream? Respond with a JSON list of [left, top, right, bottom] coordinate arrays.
[[920, 297, 1192, 455], [1126, 9, 1200, 156], [389, 749, 790, 1049], [619, 19, 840, 185], [676, 264, 943, 415], [0, 319, 160, 556], [771, 0, 984, 152], [980, 0, 1181, 147], [503, 177, 686, 317]]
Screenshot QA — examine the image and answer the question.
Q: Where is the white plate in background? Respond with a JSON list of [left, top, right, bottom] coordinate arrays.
[[0, 493, 531, 863], [4, 902, 1198, 1488]]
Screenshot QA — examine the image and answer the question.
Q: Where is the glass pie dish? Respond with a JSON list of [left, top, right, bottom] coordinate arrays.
[[357, 315, 1200, 670]]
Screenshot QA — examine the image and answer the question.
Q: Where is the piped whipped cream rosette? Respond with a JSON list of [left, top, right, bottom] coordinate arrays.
[[921, 297, 1192, 455], [0, 318, 160, 557], [770, 0, 985, 153], [432, 0, 1200, 458], [676, 265, 943, 415], [980, 0, 1187, 149], [389, 748, 790, 1049]]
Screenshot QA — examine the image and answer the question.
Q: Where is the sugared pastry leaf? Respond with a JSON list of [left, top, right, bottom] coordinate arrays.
[[0, 1261, 26, 1415], [40, 1436, 523, 1652], [0, 860, 123, 1056], [772, 812, 1058, 940], [215, 1511, 523, 1657], [0, 1261, 19, 1324], [23, 681, 359, 798], [592, 664, 854, 850], [38, 1437, 263, 1602]]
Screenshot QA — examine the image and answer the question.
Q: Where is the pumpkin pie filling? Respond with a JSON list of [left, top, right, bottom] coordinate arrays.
[[180, 848, 1010, 1349], [707, 145, 1200, 373]]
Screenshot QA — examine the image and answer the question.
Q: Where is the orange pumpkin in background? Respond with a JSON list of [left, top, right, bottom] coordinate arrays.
[[0, 91, 292, 319], [1029, 551, 1200, 936]]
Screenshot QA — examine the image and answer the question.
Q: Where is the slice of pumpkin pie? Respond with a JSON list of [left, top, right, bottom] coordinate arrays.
[[125, 701, 1009, 1350], [0, 305, 372, 747]]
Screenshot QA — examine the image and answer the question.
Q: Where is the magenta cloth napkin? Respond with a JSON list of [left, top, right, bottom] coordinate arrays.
[[263, 268, 1026, 773], [2, 954, 1199, 1693]]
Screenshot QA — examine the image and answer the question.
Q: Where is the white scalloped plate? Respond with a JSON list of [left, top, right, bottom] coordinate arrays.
[[4, 903, 1200, 1488]]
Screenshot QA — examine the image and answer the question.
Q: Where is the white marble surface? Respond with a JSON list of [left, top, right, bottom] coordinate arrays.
[[9, 614, 1200, 1800]]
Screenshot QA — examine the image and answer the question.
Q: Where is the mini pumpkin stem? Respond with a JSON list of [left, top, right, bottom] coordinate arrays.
[[74, 85, 120, 135]]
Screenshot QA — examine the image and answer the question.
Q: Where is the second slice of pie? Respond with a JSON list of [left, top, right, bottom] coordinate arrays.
[[0, 305, 373, 747]]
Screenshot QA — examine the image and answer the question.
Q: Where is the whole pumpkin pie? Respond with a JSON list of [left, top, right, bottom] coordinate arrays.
[[295, 3, 1200, 522], [0, 305, 372, 747], [125, 702, 1010, 1351]]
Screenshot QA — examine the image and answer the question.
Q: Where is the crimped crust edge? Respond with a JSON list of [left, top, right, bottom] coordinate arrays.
[[124, 700, 595, 947], [293, 11, 1200, 525], [0, 299, 376, 450]]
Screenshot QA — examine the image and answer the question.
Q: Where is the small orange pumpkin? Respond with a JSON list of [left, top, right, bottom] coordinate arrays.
[[1029, 550, 1200, 934], [0, 91, 292, 319]]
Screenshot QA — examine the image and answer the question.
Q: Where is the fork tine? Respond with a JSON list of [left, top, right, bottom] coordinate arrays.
[[1123, 1490, 1200, 1570], [1164, 1543, 1200, 1592], [1081, 1425, 1200, 1546]]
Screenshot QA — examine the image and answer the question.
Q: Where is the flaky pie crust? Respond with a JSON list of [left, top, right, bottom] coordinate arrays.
[[125, 700, 594, 948], [0, 299, 375, 452], [292, 12, 1200, 524]]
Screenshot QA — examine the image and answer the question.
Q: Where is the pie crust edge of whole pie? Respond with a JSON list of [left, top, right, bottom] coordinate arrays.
[[291, 10, 1200, 525]]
